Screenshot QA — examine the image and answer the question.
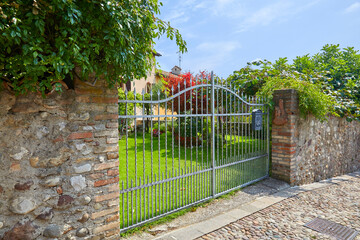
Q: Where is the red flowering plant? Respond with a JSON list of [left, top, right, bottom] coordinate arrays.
[[164, 71, 213, 114], [163, 71, 214, 146]]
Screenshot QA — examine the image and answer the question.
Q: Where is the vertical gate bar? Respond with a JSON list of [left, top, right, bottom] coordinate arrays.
[[225, 81, 228, 167], [187, 166, 190, 204], [260, 97, 265, 154], [175, 169, 178, 208], [130, 180, 133, 225], [142, 91, 146, 221], [246, 94, 249, 182], [162, 172, 164, 214], [177, 82, 180, 175], [164, 102, 168, 212], [241, 93, 244, 161], [144, 175, 150, 220], [147, 176, 149, 220], [158, 97, 161, 179], [230, 82, 233, 190], [251, 96, 254, 158], [211, 72, 216, 197], [255, 96, 257, 155], [233, 84, 235, 163], [248, 95, 251, 160], [157, 95, 161, 214], [150, 90, 154, 219], [190, 76, 193, 172], [195, 77, 199, 200], [171, 87, 175, 207], [165, 101, 168, 175], [134, 88, 138, 224], [242, 94, 245, 183], [221, 80, 224, 193], [251, 96, 254, 179], [155, 173, 158, 217], [266, 99, 270, 176], [201, 77, 204, 195], [183, 79, 187, 205], [237, 92, 240, 184], [237, 91, 240, 158], [139, 177, 142, 223], [121, 181, 124, 229], [229, 82, 232, 164], [181, 168, 184, 206], [190, 76, 193, 204], [184, 79, 187, 178], [225, 80, 229, 191], [207, 77, 210, 194], [125, 91, 129, 227], [216, 81, 220, 194], [171, 89, 175, 212], [259, 97, 262, 154]]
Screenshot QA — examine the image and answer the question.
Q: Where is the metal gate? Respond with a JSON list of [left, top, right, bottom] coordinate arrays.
[[118, 72, 269, 232]]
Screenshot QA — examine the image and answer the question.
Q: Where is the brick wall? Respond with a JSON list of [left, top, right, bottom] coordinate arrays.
[[0, 77, 120, 239], [271, 89, 360, 186]]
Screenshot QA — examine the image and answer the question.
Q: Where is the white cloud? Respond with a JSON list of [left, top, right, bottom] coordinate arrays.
[[196, 41, 241, 52], [239, 3, 289, 32], [237, 0, 320, 32], [344, 2, 360, 13]]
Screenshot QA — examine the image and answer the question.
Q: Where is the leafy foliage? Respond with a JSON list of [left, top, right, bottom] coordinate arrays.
[[228, 44, 360, 121], [293, 44, 360, 121], [0, 0, 187, 95]]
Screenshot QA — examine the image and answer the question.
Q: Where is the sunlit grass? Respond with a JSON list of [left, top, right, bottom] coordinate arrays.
[[119, 131, 268, 230]]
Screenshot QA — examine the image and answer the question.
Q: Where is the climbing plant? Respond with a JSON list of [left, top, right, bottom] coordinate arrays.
[[0, 0, 187, 95]]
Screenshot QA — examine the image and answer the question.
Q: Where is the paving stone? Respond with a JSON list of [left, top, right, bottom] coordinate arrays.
[[195, 174, 360, 240]]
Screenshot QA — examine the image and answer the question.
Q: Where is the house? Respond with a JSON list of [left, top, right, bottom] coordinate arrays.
[[119, 52, 182, 126], [120, 52, 162, 93]]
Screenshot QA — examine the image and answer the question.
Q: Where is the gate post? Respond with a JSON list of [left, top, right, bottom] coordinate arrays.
[[271, 89, 299, 186]]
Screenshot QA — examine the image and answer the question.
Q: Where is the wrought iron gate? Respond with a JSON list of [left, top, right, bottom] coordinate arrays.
[[118, 72, 269, 232]]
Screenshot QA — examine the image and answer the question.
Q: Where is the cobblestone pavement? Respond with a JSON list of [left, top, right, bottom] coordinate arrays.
[[197, 175, 360, 240]]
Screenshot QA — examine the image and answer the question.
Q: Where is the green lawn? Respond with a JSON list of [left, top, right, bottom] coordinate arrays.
[[119, 131, 268, 230]]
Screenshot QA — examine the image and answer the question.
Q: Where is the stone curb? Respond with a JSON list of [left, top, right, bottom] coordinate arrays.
[[154, 171, 360, 240]]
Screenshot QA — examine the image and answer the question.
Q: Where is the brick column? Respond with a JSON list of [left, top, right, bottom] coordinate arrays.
[[271, 89, 299, 186], [73, 78, 120, 239]]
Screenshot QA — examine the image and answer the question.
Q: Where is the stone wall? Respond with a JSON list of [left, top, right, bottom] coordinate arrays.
[[0, 78, 120, 239], [293, 114, 360, 184], [271, 89, 360, 186]]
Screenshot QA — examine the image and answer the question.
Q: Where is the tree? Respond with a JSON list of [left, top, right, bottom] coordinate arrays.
[[293, 44, 360, 120], [227, 44, 360, 121], [0, 0, 187, 95]]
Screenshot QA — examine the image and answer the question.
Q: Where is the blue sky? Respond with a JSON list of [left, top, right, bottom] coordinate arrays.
[[154, 0, 360, 78]]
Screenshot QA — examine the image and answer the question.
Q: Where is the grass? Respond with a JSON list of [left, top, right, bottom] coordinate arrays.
[[119, 130, 268, 231]]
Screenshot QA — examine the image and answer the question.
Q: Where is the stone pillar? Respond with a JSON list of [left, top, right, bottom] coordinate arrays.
[[271, 89, 299, 186], [0, 77, 119, 239]]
